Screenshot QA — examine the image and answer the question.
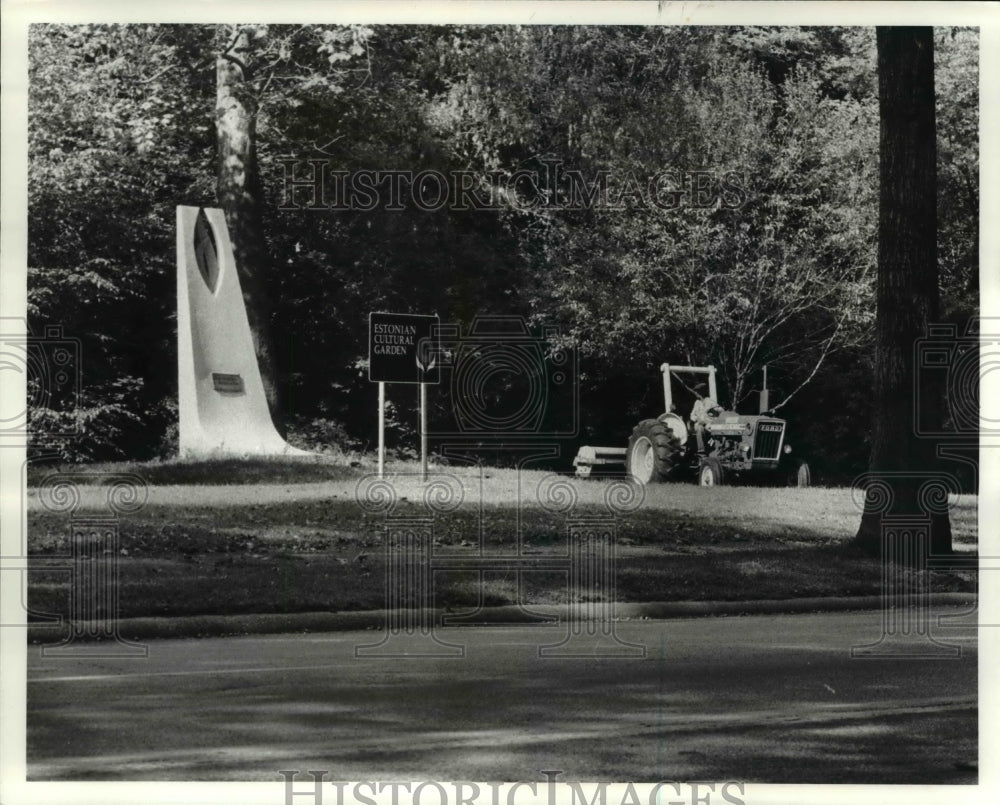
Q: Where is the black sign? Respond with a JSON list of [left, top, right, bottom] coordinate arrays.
[[369, 312, 440, 384], [212, 372, 245, 394]]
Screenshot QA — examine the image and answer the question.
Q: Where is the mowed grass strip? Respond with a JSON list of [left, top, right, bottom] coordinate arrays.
[[25, 461, 978, 620]]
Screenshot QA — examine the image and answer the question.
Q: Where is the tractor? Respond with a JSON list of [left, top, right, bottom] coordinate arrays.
[[573, 364, 811, 487]]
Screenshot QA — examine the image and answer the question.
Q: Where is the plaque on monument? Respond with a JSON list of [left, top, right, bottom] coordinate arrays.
[[211, 372, 245, 394]]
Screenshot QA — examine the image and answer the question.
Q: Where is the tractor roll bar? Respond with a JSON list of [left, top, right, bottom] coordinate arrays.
[[659, 364, 718, 414]]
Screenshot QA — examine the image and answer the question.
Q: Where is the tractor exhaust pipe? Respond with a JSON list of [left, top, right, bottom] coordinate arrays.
[[759, 365, 770, 414]]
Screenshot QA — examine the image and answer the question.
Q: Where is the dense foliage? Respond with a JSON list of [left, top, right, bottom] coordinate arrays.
[[27, 25, 978, 481]]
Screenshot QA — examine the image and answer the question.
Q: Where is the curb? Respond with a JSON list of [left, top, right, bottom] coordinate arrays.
[[25, 593, 977, 643]]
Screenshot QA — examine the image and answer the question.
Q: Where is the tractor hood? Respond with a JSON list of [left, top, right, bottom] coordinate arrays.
[[704, 412, 786, 434], [705, 413, 788, 462]]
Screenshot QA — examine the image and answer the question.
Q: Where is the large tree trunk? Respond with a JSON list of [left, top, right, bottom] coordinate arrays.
[[215, 26, 285, 434], [854, 27, 951, 556]]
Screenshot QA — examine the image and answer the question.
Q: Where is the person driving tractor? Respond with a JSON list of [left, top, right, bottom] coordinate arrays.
[[690, 382, 722, 451]]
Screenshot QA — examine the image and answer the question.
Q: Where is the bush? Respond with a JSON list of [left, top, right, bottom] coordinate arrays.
[[286, 416, 364, 457]]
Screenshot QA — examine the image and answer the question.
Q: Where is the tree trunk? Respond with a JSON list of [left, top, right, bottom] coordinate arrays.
[[215, 26, 285, 434], [854, 27, 951, 556]]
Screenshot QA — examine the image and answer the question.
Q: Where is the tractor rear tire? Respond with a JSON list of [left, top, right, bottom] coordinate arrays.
[[627, 419, 683, 485], [698, 457, 725, 487]]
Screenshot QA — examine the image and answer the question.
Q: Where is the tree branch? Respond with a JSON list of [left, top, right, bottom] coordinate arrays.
[[139, 63, 175, 84], [770, 312, 847, 413]]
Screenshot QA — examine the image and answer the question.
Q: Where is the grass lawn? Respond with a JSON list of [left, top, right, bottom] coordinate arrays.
[[24, 458, 978, 621]]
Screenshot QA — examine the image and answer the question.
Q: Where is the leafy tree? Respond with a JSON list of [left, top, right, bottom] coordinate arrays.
[[28, 23, 215, 459], [505, 30, 878, 422], [212, 23, 375, 431], [255, 25, 536, 445], [935, 27, 978, 317]]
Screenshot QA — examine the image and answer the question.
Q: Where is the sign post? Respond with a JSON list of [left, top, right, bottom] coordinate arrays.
[[378, 381, 385, 479], [419, 382, 428, 482], [369, 312, 440, 481]]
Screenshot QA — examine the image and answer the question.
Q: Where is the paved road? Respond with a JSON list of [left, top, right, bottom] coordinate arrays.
[[26, 608, 977, 783]]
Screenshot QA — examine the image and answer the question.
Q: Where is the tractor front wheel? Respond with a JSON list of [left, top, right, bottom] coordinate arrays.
[[698, 457, 725, 487], [627, 419, 682, 485], [794, 461, 811, 488]]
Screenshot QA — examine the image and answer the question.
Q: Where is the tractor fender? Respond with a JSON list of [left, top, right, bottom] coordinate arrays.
[[657, 411, 689, 447]]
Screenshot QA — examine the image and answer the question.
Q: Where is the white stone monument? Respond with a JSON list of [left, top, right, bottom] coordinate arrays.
[[176, 206, 308, 457]]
